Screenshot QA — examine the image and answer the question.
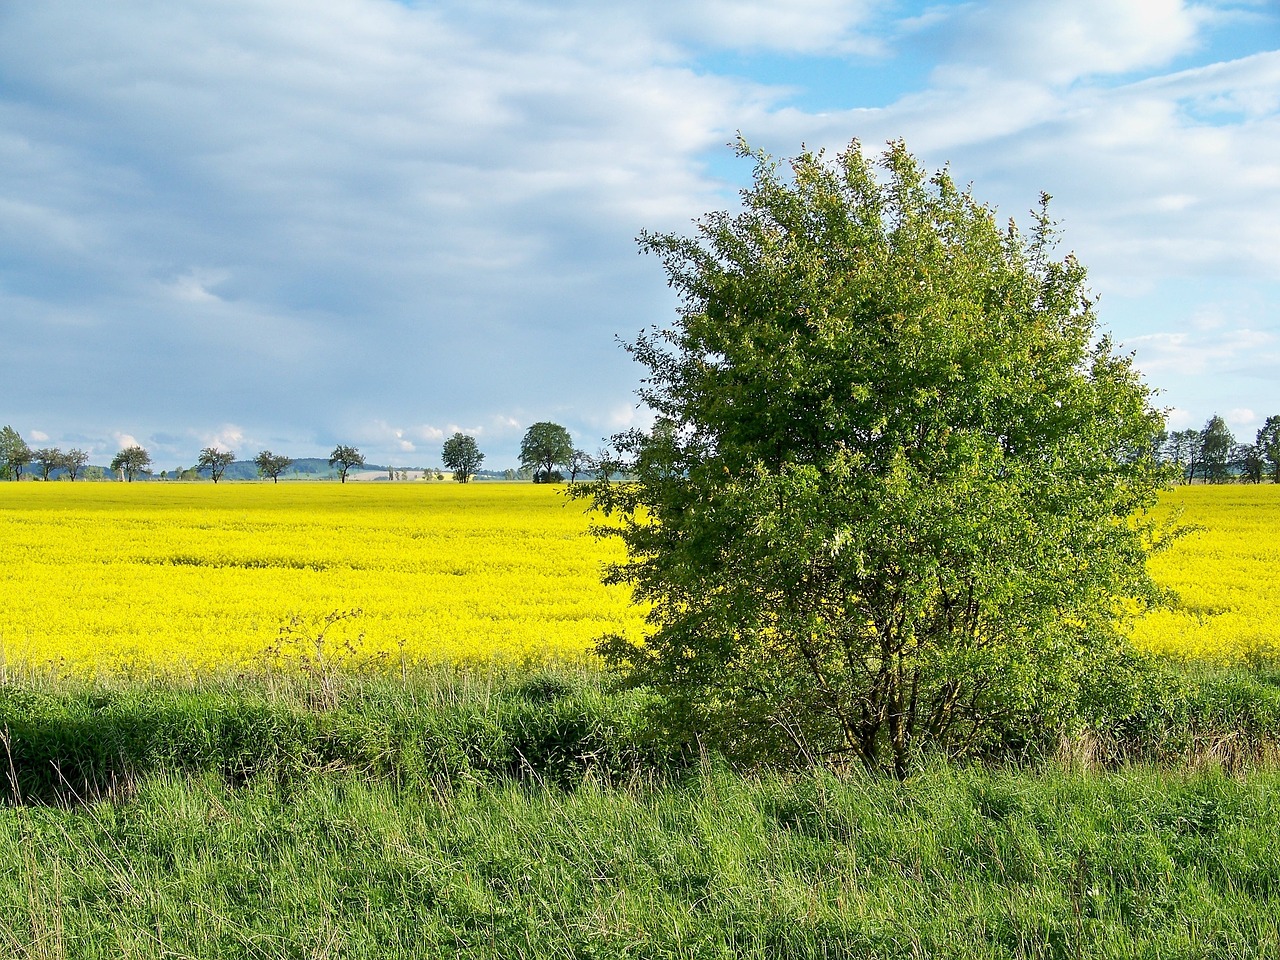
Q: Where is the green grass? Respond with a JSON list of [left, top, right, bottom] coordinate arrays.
[[4, 763, 1280, 958], [4, 662, 1280, 958]]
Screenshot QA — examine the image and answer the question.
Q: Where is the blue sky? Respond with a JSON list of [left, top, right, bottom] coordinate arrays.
[[1, 0, 1277, 469]]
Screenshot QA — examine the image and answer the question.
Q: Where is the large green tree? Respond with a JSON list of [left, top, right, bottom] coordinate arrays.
[[576, 139, 1172, 776], [519, 422, 573, 483], [441, 432, 484, 482]]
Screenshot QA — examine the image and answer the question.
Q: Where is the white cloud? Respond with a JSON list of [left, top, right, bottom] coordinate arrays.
[[921, 0, 1204, 85], [1227, 407, 1256, 428]]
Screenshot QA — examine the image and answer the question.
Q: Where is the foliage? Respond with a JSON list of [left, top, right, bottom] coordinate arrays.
[[195, 446, 236, 483], [519, 421, 573, 483], [577, 139, 1172, 775], [31, 447, 62, 481], [1163, 428, 1201, 482], [0, 425, 31, 481], [61, 447, 89, 481], [1200, 415, 1235, 483], [441, 432, 484, 482], [328, 444, 365, 482], [110, 444, 152, 481], [1258, 415, 1280, 484], [253, 449, 293, 483], [3, 668, 1280, 957]]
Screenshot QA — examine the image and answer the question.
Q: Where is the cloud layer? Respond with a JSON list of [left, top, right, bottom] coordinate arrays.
[[1, 0, 1277, 466]]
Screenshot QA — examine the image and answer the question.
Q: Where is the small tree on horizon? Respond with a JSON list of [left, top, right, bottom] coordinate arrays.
[[254, 450, 293, 483], [441, 432, 484, 482], [329, 445, 364, 482], [0, 425, 31, 481], [519, 422, 573, 483], [1200, 415, 1235, 484], [1258, 415, 1280, 484], [111, 445, 152, 482], [196, 447, 236, 483], [62, 448, 89, 481], [33, 447, 63, 480]]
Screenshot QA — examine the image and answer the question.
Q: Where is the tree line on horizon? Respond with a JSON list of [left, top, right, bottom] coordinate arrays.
[[0, 421, 615, 484]]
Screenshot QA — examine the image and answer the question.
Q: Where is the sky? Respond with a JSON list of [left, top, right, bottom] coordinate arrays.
[[1, 0, 1277, 471]]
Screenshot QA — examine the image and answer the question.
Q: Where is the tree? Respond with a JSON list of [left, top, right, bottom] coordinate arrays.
[[520, 422, 573, 483], [254, 450, 293, 483], [196, 447, 236, 483], [0, 425, 31, 481], [1200, 415, 1235, 483], [62, 448, 89, 481], [1233, 443, 1264, 484], [574, 139, 1171, 776], [1164, 429, 1201, 483], [441, 432, 484, 482], [329, 445, 364, 482], [111, 445, 152, 481], [33, 447, 63, 481], [1258, 416, 1280, 484], [566, 448, 591, 484]]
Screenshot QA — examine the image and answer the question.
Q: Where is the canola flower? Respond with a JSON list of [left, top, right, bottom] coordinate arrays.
[[1, 480, 1275, 676], [1130, 484, 1280, 664], [0, 482, 644, 677]]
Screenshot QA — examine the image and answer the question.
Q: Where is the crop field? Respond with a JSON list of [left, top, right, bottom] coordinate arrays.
[[1129, 484, 1280, 664], [0, 481, 1275, 677], [0, 482, 643, 677]]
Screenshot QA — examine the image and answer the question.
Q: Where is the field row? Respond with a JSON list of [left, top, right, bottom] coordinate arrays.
[[0, 482, 1276, 675]]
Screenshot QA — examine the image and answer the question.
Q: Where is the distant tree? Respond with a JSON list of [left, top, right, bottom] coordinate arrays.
[[520, 422, 573, 483], [196, 447, 236, 483], [254, 450, 294, 483], [1258, 415, 1280, 484], [1200, 415, 1235, 483], [502, 468, 516, 481], [441, 432, 484, 482], [33, 447, 63, 481], [62, 448, 89, 481], [111, 445, 152, 482], [329, 445, 364, 483], [0, 425, 31, 480], [566, 448, 591, 483], [1233, 443, 1265, 484], [593, 446, 620, 482], [1164, 429, 1201, 482]]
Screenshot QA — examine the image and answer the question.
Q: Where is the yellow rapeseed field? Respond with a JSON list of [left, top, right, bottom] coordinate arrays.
[[0, 482, 644, 677], [1130, 484, 1280, 664], [1, 480, 1275, 676]]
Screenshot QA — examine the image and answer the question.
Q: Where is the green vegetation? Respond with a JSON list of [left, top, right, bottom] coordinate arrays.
[[580, 139, 1171, 776], [3, 664, 1280, 958]]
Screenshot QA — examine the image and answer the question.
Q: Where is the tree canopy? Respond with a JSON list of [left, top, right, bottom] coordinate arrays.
[[441, 433, 484, 482], [254, 450, 294, 483], [196, 447, 236, 483], [576, 138, 1172, 776], [519, 422, 573, 483], [328, 445, 365, 483], [111, 445, 152, 482], [0, 425, 31, 481]]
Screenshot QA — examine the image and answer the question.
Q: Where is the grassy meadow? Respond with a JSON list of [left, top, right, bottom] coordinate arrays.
[[2, 480, 1280, 958]]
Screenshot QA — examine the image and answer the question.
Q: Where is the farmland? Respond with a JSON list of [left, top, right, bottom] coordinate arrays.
[[0, 482, 643, 677], [3, 481, 1280, 957], [0, 480, 1275, 676]]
